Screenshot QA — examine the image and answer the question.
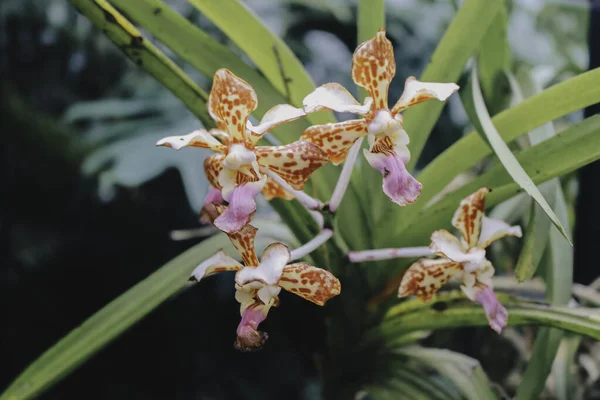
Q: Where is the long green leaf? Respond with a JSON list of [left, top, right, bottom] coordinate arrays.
[[391, 114, 600, 251], [109, 0, 313, 140], [404, 68, 600, 221], [370, 303, 600, 344], [68, 0, 212, 127], [470, 63, 569, 240], [515, 186, 574, 400], [0, 234, 229, 400], [189, 0, 334, 126], [0, 223, 294, 400], [405, 0, 503, 170], [397, 347, 497, 400]]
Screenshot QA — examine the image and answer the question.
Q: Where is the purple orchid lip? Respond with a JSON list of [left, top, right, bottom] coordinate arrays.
[[214, 182, 262, 234], [364, 150, 422, 206], [474, 285, 508, 334], [234, 305, 269, 352]]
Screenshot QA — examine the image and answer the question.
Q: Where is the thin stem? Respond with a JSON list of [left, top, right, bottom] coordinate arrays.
[[328, 137, 364, 213], [260, 167, 323, 210], [290, 229, 334, 261], [348, 247, 433, 263]]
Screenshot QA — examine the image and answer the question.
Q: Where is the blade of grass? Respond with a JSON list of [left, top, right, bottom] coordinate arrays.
[[68, 0, 212, 127]]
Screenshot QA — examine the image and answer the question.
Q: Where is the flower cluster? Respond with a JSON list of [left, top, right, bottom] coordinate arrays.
[[158, 30, 522, 349]]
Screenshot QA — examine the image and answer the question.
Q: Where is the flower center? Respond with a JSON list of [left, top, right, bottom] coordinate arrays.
[[367, 109, 403, 137], [224, 144, 257, 171]]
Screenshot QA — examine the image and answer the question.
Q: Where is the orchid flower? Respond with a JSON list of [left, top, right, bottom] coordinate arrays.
[[398, 188, 522, 333], [301, 29, 459, 208], [190, 211, 340, 351], [157, 68, 329, 234]]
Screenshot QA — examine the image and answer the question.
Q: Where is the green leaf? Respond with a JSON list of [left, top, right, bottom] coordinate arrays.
[[370, 302, 600, 344], [109, 0, 312, 141], [552, 335, 582, 400], [405, 0, 504, 170], [470, 62, 570, 242], [67, 0, 212, 127], [478, 1, 510, 103], [399, 67, 600, 230], [395, 347, 497, 400], [386, 114, 600, 257], [0, 225, 291, 400], [189, 0, 334, 126], [515, 185, 575, 399]]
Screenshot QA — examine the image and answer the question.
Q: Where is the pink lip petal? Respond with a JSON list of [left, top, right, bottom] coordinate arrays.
[[474, 285, 508, 334], [200, 187, 224, 224], [364, 151, 422, 206], [234, 305, 269, 352], [214, 183, 261, 234]]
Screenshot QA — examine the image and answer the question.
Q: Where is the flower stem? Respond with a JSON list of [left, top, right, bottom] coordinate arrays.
[[328, 137, 364, 213], [290, 229, 334, 261], [260, 167, 323, 210], [348, 247, 433, 263]]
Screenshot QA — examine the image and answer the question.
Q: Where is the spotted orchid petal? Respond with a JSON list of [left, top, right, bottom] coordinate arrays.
[[262, 176, 294, 200], [463, 284, 508, 334], [234, 302, 271, 352], [200, 187, 224, 225], [278, 262, 341, 306], [208, 69, 257, 144], [478, 216, 523, 249], [429, 230, 486, 265], [214, 176, 266, 234], [351, 29, 396, 110], [302, 83, 373, 115], [363, 149, 422, 206], [189, 250, 243, 282], [235, 242, 291, 287], [209, 129, 230, 146], [391, 77, 460, 115], [156, 130, 227, 153], [301, 119, 368, 165], [246, 104, 306, 145], [204, 154, 225, 189], [255, 141, 329, 189], [398, 258, 464, 301], [227, 223, 259, 266], [452, 187, 489, 248]]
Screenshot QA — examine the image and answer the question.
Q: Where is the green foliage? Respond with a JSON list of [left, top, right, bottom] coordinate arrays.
[[5, 1, 600, 399]]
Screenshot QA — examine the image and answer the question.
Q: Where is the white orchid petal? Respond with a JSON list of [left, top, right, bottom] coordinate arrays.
[[430, 230, 485, 265], [235, 242, 291, 286], [190, 250, 243, 282], [478, 216, 523, 248], [391, 77, 459, 115], [303, 82, 372, 114], [247, 104, 306, 136], [156, 130, 226, 152]]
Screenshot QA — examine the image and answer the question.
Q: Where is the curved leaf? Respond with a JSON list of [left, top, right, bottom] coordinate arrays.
[[405, 0, 504, 170], [67, 0, 212, 127], [470, 62, 570, 242], [189, 0, 334, 125], [109, 0, 312, 139]]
